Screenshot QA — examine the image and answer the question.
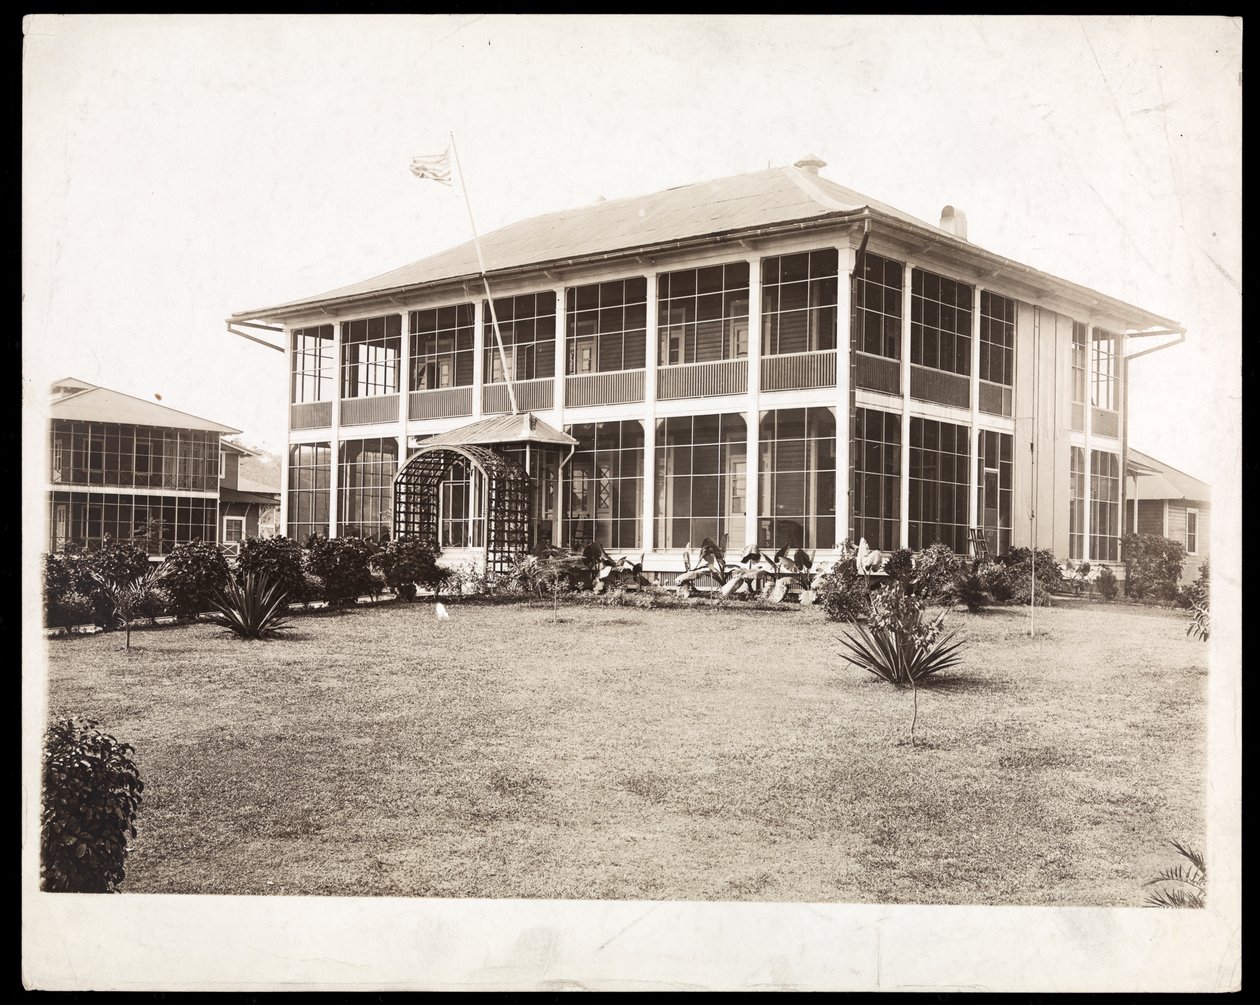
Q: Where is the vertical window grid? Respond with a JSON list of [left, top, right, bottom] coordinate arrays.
[[978, 291, 1015, 386], [1185, 509, 1199, 555], [908, 417, 970, 554], [910, 269, 974, 376], [48, 491, 217, 555], [757, 407, 837, 552], [341, 315, 402, 398], [1069, 446, 1086, 561], [563, 420, 645, 551], [977, 429, 1014, 557], [851, 407, 901, 553], [1071, 322, 1088, 406], [337, 437, 398, 539], [291, 324, 336, 403], [485, 291, 557, 382], [1090, 449, 1120, 561], [1091, 329, 1118, 411], [657, 263, 750, 365], [409, 304, 474, 390], [851, 252, 904, 359], [288, 442, 332, 543], [760, 248, 838, 356], [654, 413, 747, 550], [566, 278, 648, 374]]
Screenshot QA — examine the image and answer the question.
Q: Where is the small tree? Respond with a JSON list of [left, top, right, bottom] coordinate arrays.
[[90, 566, 168, 651], [41, 717, 144, 892], [1121, 533, 1186, 602]]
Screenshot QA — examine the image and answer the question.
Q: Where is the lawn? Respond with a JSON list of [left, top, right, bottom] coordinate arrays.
[[41, 596, 1207, 905]]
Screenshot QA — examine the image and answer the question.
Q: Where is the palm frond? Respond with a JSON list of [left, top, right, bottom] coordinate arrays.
[[211, 571, 293, 639]]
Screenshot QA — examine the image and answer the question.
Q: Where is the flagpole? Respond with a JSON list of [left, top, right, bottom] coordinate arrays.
[[449, 133, 519, 416]]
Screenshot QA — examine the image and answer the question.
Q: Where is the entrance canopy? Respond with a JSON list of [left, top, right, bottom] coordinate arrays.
[[393, 412, 575, 572]]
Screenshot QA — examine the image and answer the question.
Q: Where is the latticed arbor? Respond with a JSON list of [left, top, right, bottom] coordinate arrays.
[[392, 412, 576, 573]]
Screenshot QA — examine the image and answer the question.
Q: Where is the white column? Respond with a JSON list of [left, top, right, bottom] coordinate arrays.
[[1082, 324, 1094, 563], [1115, 331, 1126, 553], [836, 245, 854, 549], [471, 296, 485, 419], [553, 285, 567, 425], [968, 285, 982, 552], [279, 325, 291, 536], [329, 319, 342, 537], [898, 264, 913, 550], [745, 255, 762, 552], [397, 311, 409, 469], [642, 273, 658, 555]]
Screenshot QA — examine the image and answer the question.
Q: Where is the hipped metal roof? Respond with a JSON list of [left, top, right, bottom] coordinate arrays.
[[50, 378, 241, 434], [231, 164, 1182, 332], [411, 412, 576, 449], [1127, 448, 1211, 503]]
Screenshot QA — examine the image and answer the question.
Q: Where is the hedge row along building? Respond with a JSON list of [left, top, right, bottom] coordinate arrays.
[[228, 156, 1185, 576]]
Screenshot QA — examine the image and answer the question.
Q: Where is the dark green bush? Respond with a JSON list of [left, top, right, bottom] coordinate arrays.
[[1097, 565, 1118, 602], [817, 558, 869, 623], [1121, 533, 1186, 602], [979, 560, 1015, 603], [1002, 547, 1064, 606], [43, 554, 75, 627], [237, 536, 307, 603], [41, 716, 143, 892], [371, 536, 450, 601], [56, 591, 97, 627], [911, 543, 964, 604], [160, 540, 232, 620], [884, 548, 915, 588], [305, 535, 376, 607], [955, 562, 990, 613], [81, 540, 151, 591]]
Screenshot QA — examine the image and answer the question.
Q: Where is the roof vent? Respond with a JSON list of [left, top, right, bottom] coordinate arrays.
[[940, 205, 968, 241], [794, 154, 827, 176]]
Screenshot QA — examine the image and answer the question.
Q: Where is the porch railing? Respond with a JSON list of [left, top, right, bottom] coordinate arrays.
[[565, 369, 646, 407], [979, 380, 1013, 417], [340, 394, 400, 426], [910, 365, 970, 410], [409, 386, 474, 420], [760, 349, 837, 392], [482, 377, 554, 414], [1092, 407, 1120, 438], [657, 358, 748, 400], [290, 401, 332, 430], [855, 352, 901, 395]]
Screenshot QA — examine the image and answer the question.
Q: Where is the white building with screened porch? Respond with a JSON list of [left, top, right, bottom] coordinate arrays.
[[227, 156, 1184, 577]]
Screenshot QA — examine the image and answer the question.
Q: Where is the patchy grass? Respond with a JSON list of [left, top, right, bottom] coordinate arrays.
[[43, 598, 1206, 905]]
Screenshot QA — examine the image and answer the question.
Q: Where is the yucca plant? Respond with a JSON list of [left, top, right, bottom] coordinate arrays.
[[1143, 841, 1206, 908], [210, 570, 293, 639]]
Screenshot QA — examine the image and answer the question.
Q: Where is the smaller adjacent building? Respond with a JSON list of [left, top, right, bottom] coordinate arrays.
[[1125, 448, 1209, 584], [218, 439, 281, 555], [48, 377, 240, 556]]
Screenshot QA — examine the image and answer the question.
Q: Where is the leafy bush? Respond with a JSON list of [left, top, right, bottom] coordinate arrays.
[[371, 537, 450, 601], [1143, 841, 1205, 908], [302, 572, 326, 604], [56, 591, 98, 628], [979, 561, 1014, 603], [1122, 533, 1186, 602], [237, 535, 307, 604], [305, 535, 376, 607], [210, 571, 294, 639], [89, 567, 169, 650], [911, 543, 964, 604], [43, 554, 74, 627], [955, 562, 990, 613], [1184, 560, 1210, 640], [161, 540, 231, 620], [1097, 565, 1118, 602], [80, 540, 151, 592], [883, 548, 915, 588], [41, 716, 144, 892], [1002, 547, 1064, 606], [817, 558, 869, 623]]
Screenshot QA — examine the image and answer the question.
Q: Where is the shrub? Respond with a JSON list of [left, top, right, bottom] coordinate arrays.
[[1121, 533, 1186, 602], [210, 571, 294, 639], [237, 535, 307, 603], [160, 540, 231, 620], [817, 558, 869, 623], [56, 591, 98, 628], [302, 572, 326, 604], [883, 548, 915, 588], [371, 537, 450, 601], [979, 561, 1015, 603], [80, 540, 151, 592], [1184, 560, 1209, 640], [1097, 565, 1119, 602], [911, 543, 964, 604], [955, 562, 990, 613], [1002, 547, 1064, 606], [305, 536, 376, 607], [43, 554, 74, 627], [41, 716, 144, 892], [89, 567, 169, 650]]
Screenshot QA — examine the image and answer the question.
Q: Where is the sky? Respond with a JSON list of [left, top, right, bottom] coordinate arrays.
[[24, 15, 1241, 486]]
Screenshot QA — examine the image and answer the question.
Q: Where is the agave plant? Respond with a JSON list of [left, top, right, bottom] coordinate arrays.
[[1143, 841, 1206, 908], [210, 571, 293, 640], [837, 619, 967, 688]]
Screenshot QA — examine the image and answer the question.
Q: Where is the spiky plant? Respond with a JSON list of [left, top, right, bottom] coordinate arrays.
[[1143, 841, 1206, 908], [210, 571, 293, 640], [837, 620, 967, 688]]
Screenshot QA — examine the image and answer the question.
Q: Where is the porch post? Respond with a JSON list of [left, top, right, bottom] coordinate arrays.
[[279, 325, 291, 537], [1082, 324, 1094, 563], [472, 293, 485, 419], [968, 285, 982, 554], [642, 272, 658, 556], [329, 319, 342, 538], [899, 264, 913, 550], [836, 245, 854, 549], [745, 254, 762, 553]]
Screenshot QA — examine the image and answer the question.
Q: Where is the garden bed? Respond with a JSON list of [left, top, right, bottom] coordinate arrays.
[[42, 600, 1207, 905]]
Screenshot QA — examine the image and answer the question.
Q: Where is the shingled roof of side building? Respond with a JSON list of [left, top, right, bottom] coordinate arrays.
[[229, 160, 1184, 333]]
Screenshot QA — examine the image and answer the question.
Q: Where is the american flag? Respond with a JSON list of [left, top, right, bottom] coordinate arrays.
[[409, 149, 451, 185]]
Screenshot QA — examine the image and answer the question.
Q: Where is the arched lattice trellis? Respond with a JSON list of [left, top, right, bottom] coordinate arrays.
[[393, 445, 530, 573]]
